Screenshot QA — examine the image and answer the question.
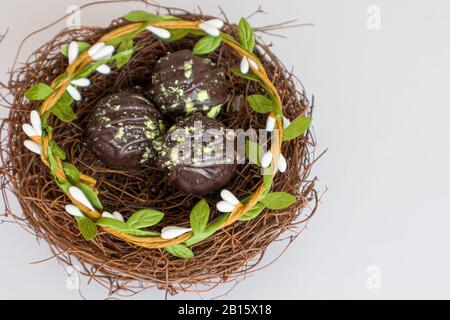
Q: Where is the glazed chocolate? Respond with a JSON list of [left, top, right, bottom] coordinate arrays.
[[149, 49, 228, 119], [86, 92, 166, 169], [158, 113, 236, 195]]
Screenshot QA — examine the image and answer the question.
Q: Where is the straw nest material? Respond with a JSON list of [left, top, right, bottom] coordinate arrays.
[[0, 8, 319, 296]]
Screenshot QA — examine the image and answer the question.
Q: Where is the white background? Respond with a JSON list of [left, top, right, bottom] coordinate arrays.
[[1, 0, 450, 299]]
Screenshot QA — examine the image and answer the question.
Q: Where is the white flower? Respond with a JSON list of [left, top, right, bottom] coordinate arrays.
[[240, 56, 249, 74], [261, 150, 287, 173], [220, 189, 240, 205], [112, 211, 124, 222], [68, 41, 79, 65], [261, 151, 273, 168], [161, 226, 192, 240], [101, 211, 115, 219], [96, 64, 111, 75], [278, 153, 287, 173], [248, 57, 258, 70], [22, 124, 37, 138], [199, 18, 224, 37], [266, 115, 276, 132], [22, 110, 42, 138], [66, 85, 81, 101], [70, 78, 90, 87], [65, 204, 84, 217], [239, 56, 259, 74], [23, 140, 41, 154], [216, 189, 240, 213], [101, 211, 124, 222], [69, 186, 94, 211], [146, 26, 171, 39], [88, 42, 114, 61]]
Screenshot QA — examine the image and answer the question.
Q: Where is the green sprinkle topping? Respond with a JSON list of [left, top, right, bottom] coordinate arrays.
[[184, 59, 193, 78], [197, 90, 210, 102]]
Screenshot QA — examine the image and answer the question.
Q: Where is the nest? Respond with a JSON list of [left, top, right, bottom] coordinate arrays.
[[0, 9, 319, 296]]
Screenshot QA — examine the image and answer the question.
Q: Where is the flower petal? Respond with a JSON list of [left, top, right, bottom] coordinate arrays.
[[66, 85, 81, 101], [261, 151, 273, 168], [266, 115, 276, 132], [199, 22, 220, 37], [68, 41, 79, 65], [88, 42, 105, 58], [102, 211, 115, 219], [96, 64, 111, 75], [71, 78, 91, 87], [112, 211, 124, 222], [146, 26, 171, 39], [23, 140, 41, 154], [220, 189, 240, 206], [91, 45, 114, 61], [203, 19, 224, 29], [240, 56, 249, 74], [278, 153, 287, 173], [161, 226, 192, 240], [65, 204, 84, 217], [216, 200, 236, 213], [248, 58, 259, 70], [22, 123, 37, 138], [30, 110, 42, 136], [69, 186, 94, 211]]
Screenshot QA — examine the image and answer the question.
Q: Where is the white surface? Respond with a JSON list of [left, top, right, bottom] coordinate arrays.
[[1, 0, 450, 300]]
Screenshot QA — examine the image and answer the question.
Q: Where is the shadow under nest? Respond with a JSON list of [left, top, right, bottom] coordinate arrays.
[[1, 15, 318, 295]]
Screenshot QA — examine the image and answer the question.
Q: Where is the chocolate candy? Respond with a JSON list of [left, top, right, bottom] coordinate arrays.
[[158, 113, 236, 195], [86, 92, 166, 169], [149, 49, 228, 119]]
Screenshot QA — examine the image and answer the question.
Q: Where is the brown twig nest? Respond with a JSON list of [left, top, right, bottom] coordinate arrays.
[[0, 9, 319, 296]]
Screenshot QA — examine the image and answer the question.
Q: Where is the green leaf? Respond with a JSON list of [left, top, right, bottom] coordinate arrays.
[[245, 140, 264, 166], [185, 213, 229, 246], [77, 183, 102, 210], [55, 177, 71, 193], [76, 216, 97, 241], [50, 141, 66, 160], [247, 94, 274, 113], [263, 166, 273, 192], [164, 29, 189, 41], [97, 217, 159, 237], [165, 244, 194, 259], [47, 147, 58, 176], [239, 202, 266, 221], [193, 35, 222, 55], [189, 199, 210, 235], [238, 17, 255, 52], [49, 91, 76, 122], [283, 116, 312, 141], [24, 83, 54, 101], [60, 41, 90, 57], [63, 162, 80, 185], [260, 192, 296, 210], [116, 39, 134, 69], [126, 209, 164, 229], [230, 67, 261, 83], [123, 10, 179, 23]]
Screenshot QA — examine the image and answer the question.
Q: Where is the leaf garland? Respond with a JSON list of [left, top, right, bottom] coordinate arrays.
[[23, 12, 306, 259]]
